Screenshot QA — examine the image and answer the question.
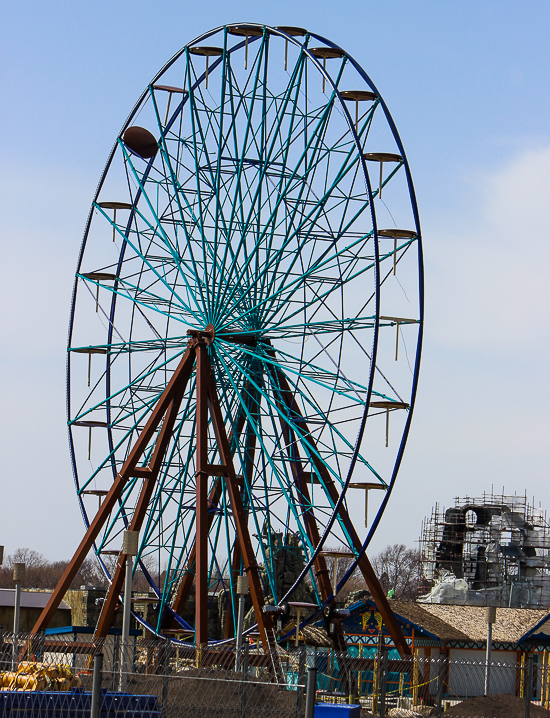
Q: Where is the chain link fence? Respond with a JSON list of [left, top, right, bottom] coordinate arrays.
[[0, 630, 303, 717], [300, 647, 550, 717], [1, 630, 549, 717]]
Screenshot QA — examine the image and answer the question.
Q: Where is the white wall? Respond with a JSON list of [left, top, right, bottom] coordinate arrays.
[[447, 648, 517, 697]]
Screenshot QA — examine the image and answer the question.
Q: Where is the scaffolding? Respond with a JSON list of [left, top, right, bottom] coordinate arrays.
[[419, 491, 550, 607]]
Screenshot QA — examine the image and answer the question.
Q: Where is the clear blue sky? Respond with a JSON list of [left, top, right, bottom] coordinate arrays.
[[1, 0, 549, 560]]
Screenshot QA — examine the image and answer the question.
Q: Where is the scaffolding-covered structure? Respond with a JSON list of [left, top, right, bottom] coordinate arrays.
[[419, 491, 550, 608]]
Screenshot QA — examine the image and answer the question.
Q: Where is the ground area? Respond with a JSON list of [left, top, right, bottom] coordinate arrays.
[[426, 694, 550, 718]]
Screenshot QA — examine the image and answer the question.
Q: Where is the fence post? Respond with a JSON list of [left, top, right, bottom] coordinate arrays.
[[379, 647, 388, 718], [37, 629, 45, 662], [90, 653, 103, 718], [296, 645, 306, 716], [374, 632, 383, 711], [241, 639, 249, 718], [541, 652, 547, 710], [0, 627, 4, 673], [435, 650, 445, 717], [305, 666, 317, 718], [348, 669, 354, 704], [525, 653, 534, 718], [161, 637, 171, 718], [544, 652, 550, 710], [358, 643, 363, 699], [111, 634, 120, 692]]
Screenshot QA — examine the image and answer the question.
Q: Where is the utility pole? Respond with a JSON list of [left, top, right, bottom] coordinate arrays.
[[12, 562, 25, 669], [120, 531, 139, 691], [235, 574, 249, 672], [484, 606, 496, 696]]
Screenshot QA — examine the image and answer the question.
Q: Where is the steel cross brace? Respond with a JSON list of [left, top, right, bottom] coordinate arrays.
[[266, 362, 348, 653], [267, 359, 410, 657], [30, 337, 276, 655]]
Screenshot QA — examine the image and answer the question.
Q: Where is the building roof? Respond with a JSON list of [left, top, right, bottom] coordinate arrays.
[[386, 600, 471, 642], [344, 599, 550, 646], [408, 602, 550, 644], [0, 589, 70, 611]]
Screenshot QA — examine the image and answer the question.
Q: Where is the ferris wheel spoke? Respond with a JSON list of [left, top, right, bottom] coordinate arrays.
[[71, 335, 191, 356], [217, 226, 374, 336], [213, 84, 338, 315], [220, 102, 339, 306], [211, 44, 274, 312], [222, 340, 368, 406], [259, 349, 385, 480], [257, 167, 370, 321], [211, 350, 319, 566], [151, 95, 223, 283], [185, 58, 217, 319], [111, 229, 206, 330], [264, 364, 364, 554], [240, 157, 366, 322], [216, 344, 345, 496], [72, 346, 188, 431], [264, 235, 374, 328], [120, 148, 212, 319], [201, 44, 269, 307], [78, 270, 199, 328], [210, 59, 235, 308]]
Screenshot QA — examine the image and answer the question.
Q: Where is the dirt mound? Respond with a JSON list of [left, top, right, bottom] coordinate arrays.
[[441, 693, 550, 718]]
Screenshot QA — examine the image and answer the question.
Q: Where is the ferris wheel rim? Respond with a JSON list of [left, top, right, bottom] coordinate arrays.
[[66, 23, 424, 640]]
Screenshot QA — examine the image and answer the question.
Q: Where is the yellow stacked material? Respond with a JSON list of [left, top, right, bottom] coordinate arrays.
[[0, 662, 80, 692]]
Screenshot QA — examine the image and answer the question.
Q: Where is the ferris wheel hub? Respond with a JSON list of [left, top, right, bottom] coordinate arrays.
[[186, 324, 216, 344]]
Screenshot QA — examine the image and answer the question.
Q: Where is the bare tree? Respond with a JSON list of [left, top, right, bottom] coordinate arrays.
[[312, 547, 366, 603], [0, 549, 158, 592], [371, 544, 422, 600], [0, 544, 422, 601]]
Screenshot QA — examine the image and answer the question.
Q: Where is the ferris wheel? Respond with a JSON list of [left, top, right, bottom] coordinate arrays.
[[36, 23, 423, 651]]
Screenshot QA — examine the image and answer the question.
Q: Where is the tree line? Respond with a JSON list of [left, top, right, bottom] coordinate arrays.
[[0, 548, 153, 593], [0, 544, 424, 600]]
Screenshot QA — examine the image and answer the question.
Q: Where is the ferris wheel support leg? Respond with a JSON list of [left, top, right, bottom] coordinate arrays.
[[311, 457, 409, 655], [223, 539, 242, 639], [199, 346, 276, 654], [222, 385, 259, 639], [30, 342, 197, 637], [195, 343, 210, 647], [165, 475, 224, 629], [94, 347, 196, 639], [268, 364, 347, 654], [166, 396, 251, 632], [269, 361, 410, 657]]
